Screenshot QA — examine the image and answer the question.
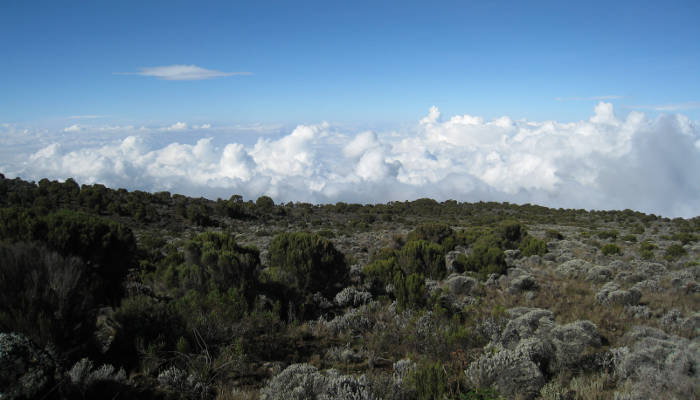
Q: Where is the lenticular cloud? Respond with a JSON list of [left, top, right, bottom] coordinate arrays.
[[8, 103, 700, 217]]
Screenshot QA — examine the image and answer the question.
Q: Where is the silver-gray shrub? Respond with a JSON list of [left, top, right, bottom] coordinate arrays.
[[334, 287, 372, 308], [612, 326, 699, 399], [259, 363, 375, 400], [68, 358, 126, 391]]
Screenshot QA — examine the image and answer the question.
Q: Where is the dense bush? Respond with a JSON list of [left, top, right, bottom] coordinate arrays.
[[268, 232, 347, 297], [112, 295, 186, 368], [362, 256, 400, 290], [398, 240, 446, 280], [0, 208, 136, 303], [664, 244, 687, 261], [601, 243, 622, 256], [519, 236, 547, 257], [596, 230, 619, 241], [0, 242, 97, 353], [406, 362, 449, 400], [394, 273, 426, 311], [464, 239, 506, 278], [497, 220, 525, 249], [407, 223, 456, 249]]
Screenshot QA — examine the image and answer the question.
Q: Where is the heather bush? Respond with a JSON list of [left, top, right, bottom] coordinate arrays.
[[0, 242, 97, 352], [407, 222, 456, 249], [664, 243, 687, 261], [601, 243, 622, 256], [397, 240, 446, 280], [394, 273, 426, 311], [519, 236, 547, 257], [268, 232, 347, 297]]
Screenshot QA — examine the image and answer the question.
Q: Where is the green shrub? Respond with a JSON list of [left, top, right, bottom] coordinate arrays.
[[363, 257, 400, 289], [465, 240, 506, 278], [0, 208, 136, 304], [112, 295, 186, 368], [597, 230, 619, 241], [601, 243, 622, 256], [407, 223, 455, 249], [519, 235, 547, 257], [640, 249, 655, 260], [631, 223, 645, 234], [398, 240, 446, 280], [0, 242, 97, 352], [460, 387, 502, 400], [671, 232, 698, 245], [497, 220, 525, 249], [268, 232, 347, 297], [407, 362, 448, 400], [664, 244, 687, 261], [546, 230, 564, 240], [620, 234, 637, 242], [394, 272, 426, 311]]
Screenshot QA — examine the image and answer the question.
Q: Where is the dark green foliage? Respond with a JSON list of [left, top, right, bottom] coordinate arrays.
[[664, 244, 687, 261], [0, 208, 136, 303], [671, 232, 698, 245], [639, 241, 657, 260], [497, 220, 525, 249], [255, 195, 276, 214], [398, 240, 446, 280], [156, 232, 260, 300], [394, 273, 426, 311], [362, 256, 400, 290], [0, 242, 97, 353], [186, 203, 213, 226], [546, 229, 564, 240], [407, 223, 456, 249], [408, 362, 449, 400], [112, 295, 186, 367], [268, 232, 347, 297], [597, 230, 619, 241], [459, 388, 502, 400], [464, 239, 506, 278], [601, 243, 622, 256], [519, 235, 547, 257], [620, 234, 637, 242]]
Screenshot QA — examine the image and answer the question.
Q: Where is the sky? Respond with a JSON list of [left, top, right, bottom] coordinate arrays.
[[1, 1, 699, 217]]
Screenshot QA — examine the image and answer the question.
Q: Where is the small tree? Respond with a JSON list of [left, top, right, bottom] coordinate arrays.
[[268, 232, 347, 297]]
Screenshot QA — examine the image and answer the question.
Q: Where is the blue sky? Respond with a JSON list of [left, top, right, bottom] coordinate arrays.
[[2, 0, 699, 125], [1, 1, 699, 216]]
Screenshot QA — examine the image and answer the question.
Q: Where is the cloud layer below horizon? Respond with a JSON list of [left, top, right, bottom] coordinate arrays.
[[2, 103, 699, 218]]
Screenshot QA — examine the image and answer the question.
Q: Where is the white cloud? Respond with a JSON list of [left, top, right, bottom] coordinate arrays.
[[63, 124, 82, 132], [4, 103, 700, 218], [116, 65, 252, 81], [165, 122, 188, 131]]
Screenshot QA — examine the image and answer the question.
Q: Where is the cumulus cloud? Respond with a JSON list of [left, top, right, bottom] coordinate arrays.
[[4, 103, 700, 217], [63, 124, 82, 132], [164, 122, 188, 131], [116, 65, 252, 80]]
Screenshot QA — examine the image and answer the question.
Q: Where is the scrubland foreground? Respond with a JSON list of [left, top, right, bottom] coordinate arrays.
[[0, 174, 698, 400]]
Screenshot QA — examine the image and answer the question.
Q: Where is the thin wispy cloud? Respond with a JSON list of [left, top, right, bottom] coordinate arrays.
[[623, 101, 700, 111], [115, 65, 252, 81], [555, 95, 624, 101]]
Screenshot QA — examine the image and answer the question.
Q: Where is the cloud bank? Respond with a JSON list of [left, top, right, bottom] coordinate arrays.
[[116, 65, 251, 80], [3, 103, 699, 218]]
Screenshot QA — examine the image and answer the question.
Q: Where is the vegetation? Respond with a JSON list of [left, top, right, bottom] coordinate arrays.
[[0, 174, 698, 399]]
